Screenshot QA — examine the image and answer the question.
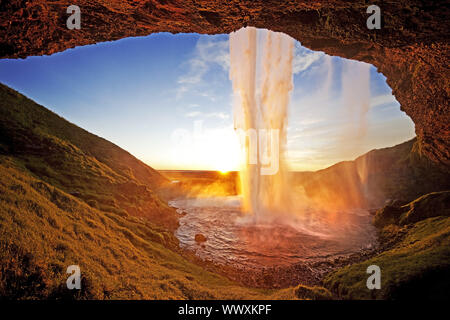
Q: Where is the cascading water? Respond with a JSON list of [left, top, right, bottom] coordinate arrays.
[[229, 27, 294, 219]]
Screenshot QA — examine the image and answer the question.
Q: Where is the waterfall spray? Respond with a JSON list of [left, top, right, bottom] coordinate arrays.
[[341, 59, 371, 141], [229, 27, 294, 219]]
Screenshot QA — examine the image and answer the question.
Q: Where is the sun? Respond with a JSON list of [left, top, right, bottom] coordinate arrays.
[[194, 126, 242, 173], [214, 153, 239, 174], [167, 124, 243, 172]]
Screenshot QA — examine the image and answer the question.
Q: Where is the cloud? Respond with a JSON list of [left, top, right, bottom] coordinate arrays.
[[185, 111, 202, 118], [176, 37, 230, 99], [185, 111, 230, 120], [370, 94, 398, 108], [207, 112, 230, 119], [292, 43, 324, 75]]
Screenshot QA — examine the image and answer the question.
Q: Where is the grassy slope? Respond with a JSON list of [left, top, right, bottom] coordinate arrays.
[[324, 198, 450, 299], [0, 83, 177, 230]]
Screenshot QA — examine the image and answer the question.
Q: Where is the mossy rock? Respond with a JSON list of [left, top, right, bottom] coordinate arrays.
[[399, 191, 450, 225], [374, 191, 450, 228], [294, 285, 332, 300], [374, 205, 406, 228]]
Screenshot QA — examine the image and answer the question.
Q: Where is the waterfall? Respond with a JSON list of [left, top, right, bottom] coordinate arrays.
[[229, 27, 294, 219]]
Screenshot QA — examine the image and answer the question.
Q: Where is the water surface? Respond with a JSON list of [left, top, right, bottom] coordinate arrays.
[[171, 196, 377, 269]]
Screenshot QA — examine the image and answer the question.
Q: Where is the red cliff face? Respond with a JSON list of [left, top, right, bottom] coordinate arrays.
[[1, 0, 448, 165]]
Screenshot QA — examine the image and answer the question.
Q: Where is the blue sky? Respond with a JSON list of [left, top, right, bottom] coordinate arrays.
[[0, 32, 415, 171]]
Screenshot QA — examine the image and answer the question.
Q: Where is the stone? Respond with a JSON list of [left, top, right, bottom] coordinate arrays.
[[194, 233, 207, 243]]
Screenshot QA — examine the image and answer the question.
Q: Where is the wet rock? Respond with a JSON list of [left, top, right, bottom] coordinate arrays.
[[195, 233, 207, 243], [374, 205, 406, 228], [384, 199, 408, 207]]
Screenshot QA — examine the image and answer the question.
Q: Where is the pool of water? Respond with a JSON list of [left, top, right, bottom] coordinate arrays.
[[171, 196, 377, 269]]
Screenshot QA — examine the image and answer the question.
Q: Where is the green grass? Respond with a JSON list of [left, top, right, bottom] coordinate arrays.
[[324, 210, 450, 299]]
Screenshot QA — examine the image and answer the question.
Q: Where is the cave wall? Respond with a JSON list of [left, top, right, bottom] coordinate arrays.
[[1, 0, 448, 165]]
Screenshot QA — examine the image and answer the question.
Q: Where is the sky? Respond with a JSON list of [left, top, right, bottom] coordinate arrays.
[[0, 32, 415, 172]]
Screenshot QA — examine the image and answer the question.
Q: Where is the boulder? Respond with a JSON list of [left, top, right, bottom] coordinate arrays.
[[194, 234, 207, 243], [374, 191, 450, 228]]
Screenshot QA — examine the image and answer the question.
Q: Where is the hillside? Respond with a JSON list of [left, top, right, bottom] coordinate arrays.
[[0, 83, 178, 230], [324, 191, 450, 299], [293, 139, 450, 210]]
